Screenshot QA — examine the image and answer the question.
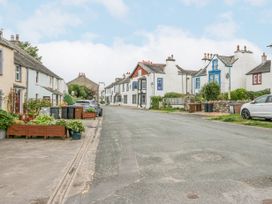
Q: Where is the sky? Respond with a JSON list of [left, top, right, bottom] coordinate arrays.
[[0, 0, 271, 84]]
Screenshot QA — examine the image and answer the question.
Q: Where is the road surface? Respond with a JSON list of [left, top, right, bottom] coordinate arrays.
[[67, 106, 272, 204]]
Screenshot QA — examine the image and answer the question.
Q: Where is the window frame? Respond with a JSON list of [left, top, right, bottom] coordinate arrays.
[[252, 73, 262, 85], [157, 78, 163, 91], [15, 65, 22, 82], [195, 78, 200, 89]]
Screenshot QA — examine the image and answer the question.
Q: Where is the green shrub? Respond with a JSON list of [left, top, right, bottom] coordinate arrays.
[[230, 88, 249, 100], [164, 92, 184, 98], [64, 94, 75, 105], [24, 99, 51, 116], [201, 82, 220, 101], [151, 96, 162, 110], [67, 120, 85, 133], [86, 107, 96, 113], [247, 89, 271, 100], [0, 109, 15, 130], [29, 114, 54, 125]]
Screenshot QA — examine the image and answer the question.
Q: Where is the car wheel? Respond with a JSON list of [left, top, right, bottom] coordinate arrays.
[[241, 109, 251, 119]]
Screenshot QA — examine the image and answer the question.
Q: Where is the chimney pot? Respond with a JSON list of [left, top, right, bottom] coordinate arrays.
[[15, 34, 19, 41], [237, 45, 240, 51], [262, 52, 267, 63], [244, 45, 247, 51]]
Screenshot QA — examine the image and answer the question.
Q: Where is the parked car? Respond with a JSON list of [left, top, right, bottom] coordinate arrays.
[[73, 100, 103, 116], [240, 94, 272, 120]]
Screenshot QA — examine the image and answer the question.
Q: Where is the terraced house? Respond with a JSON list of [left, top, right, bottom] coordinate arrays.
[[105, 55, 197, 109], [0, 32, 67, 113]]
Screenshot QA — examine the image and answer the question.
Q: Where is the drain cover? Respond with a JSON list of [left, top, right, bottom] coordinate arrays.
[[263, 199, 272, 204], [187, 192, 199, 199]]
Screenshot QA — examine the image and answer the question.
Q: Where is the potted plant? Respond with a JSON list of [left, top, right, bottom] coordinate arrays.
[[67, 120, 85, 140], [82, 107, 96, 119], [0, 110, 15, 139]]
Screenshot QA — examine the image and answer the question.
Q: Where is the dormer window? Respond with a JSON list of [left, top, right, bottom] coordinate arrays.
[[212, 59, 218, 70]]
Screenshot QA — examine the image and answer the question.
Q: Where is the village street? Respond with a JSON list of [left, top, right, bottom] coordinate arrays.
[[66, 106, 272, 204]]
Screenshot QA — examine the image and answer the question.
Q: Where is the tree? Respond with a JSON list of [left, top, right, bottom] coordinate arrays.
[[18, 41, 42, 61], [201, 82, 220, 101], [68, 84, 95, 100]]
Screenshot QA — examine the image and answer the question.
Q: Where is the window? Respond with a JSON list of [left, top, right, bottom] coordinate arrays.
[[123, 95, 128, 104], [266, 96, 272, 103], [255, 95, 267, 103], [157, 78, 163, 91], [122, 84, 125, 92], [0, 50, 3, 75], [141, 80, 147, 90], [195, 78, 200, 89], [253, 73, 262, 85], [138, 69, 142, 76], [36, 71, 39, 83], [132, 81, 138, 90], [132, 94, 137, 104], [212, 59, 218, 70], [209, 73, 220, 84], [15, 65, 22, 82]]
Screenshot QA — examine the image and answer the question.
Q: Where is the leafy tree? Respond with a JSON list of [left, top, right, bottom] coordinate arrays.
[[68, 84, 95, 99], [201, 82, 220, 101], [18, 41, 42, 61]]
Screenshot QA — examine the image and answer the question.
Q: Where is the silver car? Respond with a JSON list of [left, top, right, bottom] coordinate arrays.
[[74, 100, 103, 116], [240, 94, 272, 120]]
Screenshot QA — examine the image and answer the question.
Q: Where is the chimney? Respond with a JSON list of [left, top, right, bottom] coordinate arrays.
[[10, 35, 14, 41], [237, 45, 240, 52], [166, 54, 175, 62], [15, 34, 19, 41], [262, 52, 267, 63], [244, 45, 247, 52], [0, 29, 3, 39]]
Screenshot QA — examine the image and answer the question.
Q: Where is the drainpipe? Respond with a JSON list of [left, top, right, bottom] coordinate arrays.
[[228, 66, 232, 100]]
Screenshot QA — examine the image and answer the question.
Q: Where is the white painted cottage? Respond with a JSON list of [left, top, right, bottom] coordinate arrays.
[[105, 55, 197, 109], [193, 45, 259, 94], [246, 53, 271, 92]]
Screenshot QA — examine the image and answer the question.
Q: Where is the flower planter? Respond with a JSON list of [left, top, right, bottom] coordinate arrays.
[[7, 124, 67, 139], [82, 112, 96, 119], [70, 131, 81, 140], [45, 125, 66, 139], [7, 124, 27, 137]]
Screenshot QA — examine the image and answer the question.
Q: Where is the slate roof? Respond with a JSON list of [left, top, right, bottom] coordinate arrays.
[[139, 62, 166, 74], [0, 37, 14, 49], [176, 65, 198, 75], [42, 86, 63, 95], [217, 55, 238, 67], [67, 74, 99, 91], [118, 77, 130, 84], [246, 60, 271, 75], [0, 37, 62, 79], [193, 67, 207, 77]]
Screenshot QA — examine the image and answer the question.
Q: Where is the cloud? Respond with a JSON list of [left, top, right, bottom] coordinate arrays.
[[179, 0, 212, 7], [245, 0, 267, 6], [60, 0, 128, 18], [93, 0, 128, 18], [17, 3, 81, 42], [38, 26, 262, 85], [205, 12, 238, 40]]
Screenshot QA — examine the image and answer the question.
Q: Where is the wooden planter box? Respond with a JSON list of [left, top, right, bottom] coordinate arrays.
[[7, 125, 67, 139], [82, 112, 96, 119]]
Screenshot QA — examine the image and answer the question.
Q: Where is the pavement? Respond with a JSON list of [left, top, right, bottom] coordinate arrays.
[[66, 106, 272, 204], [0, 119, 100, 204]]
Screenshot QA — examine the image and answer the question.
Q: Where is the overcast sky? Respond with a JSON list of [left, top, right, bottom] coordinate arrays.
[[0, 0, 271, 84]]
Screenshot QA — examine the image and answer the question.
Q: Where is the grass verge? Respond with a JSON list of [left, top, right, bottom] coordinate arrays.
[[210, 114, 272, 129]]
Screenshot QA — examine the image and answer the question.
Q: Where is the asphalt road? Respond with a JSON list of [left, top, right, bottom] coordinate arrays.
[[67, 106, 272, 204]]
